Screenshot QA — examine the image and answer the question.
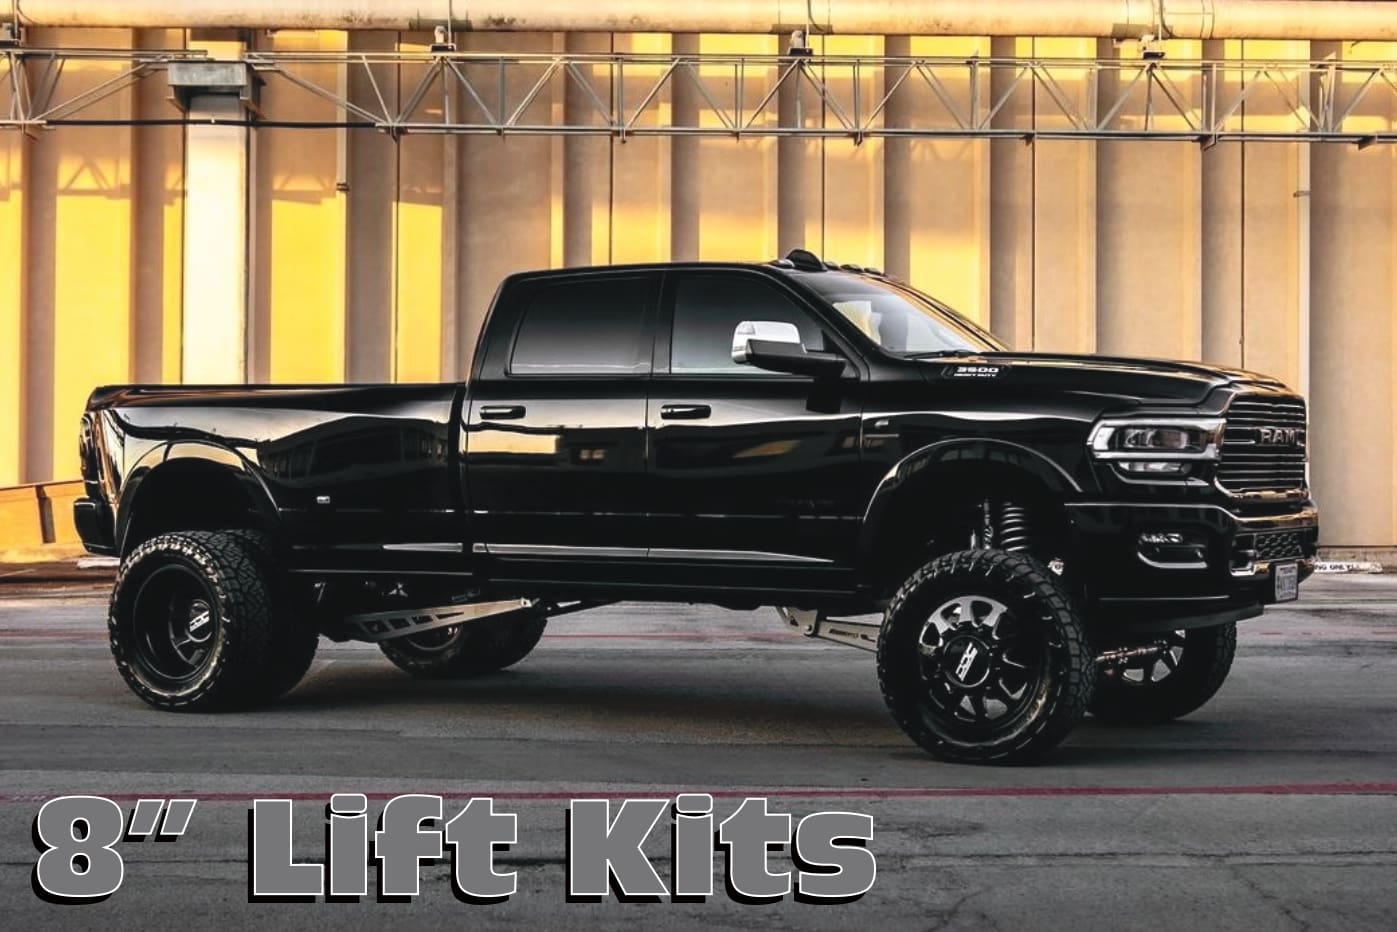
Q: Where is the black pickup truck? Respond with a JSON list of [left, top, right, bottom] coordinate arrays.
[[75, 249, 1318, 763]]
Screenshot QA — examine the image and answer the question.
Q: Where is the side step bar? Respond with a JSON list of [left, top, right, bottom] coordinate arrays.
[[776, 607, 881, 651], [343, 598, 605, 643]]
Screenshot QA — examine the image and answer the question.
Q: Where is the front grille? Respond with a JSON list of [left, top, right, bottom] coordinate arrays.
[[1217, 395, 1308, 495], [1254, 531, 1304, 561]]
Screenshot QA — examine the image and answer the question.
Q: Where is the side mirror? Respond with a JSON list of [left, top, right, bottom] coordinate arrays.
[[731, 320, 847, 378]]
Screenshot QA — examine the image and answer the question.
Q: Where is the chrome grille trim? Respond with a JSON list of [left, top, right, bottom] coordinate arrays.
[[1218, 395, 1308, 495]]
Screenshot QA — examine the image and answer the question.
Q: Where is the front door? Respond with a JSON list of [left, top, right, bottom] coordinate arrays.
[[646, 271, 866, 581]]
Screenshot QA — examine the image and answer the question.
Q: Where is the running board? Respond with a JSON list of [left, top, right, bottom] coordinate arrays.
[[344, 599, 537, 643], [776, 607, 881, 652], [341, 597, 608, 643]]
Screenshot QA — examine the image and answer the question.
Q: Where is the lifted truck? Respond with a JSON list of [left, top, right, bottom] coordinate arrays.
[[75, 249, 1318, 763]]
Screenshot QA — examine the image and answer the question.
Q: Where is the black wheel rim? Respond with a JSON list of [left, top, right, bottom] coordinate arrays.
[[129, 564, 219, 688], [400, 625, 462, 656], [916, 595, 1047, 737], [1104, 631, 1187, 686]]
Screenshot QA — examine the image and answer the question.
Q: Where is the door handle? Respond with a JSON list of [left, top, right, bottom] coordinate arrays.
[[479, 404, 526, 421], [659, 403, 711, 420]]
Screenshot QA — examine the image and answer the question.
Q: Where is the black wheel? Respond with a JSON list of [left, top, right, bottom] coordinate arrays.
[[110, 531, 287, 711], [877, 549, 1094, 764], [379, 610, 548, 678], [222, 529, 319, 701], [1091, 623, 1237, 723]]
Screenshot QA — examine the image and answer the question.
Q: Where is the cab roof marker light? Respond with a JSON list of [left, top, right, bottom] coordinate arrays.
[[783, 248, 825, 272]]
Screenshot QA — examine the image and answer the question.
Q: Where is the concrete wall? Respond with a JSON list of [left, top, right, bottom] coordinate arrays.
[[2, 29, 1395, 551]]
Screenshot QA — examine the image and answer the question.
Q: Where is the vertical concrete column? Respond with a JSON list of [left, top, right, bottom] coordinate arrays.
[[133, 28, 186, 385], [989, 36, 1034, 349], [670, 33, 701, 261], [0, 131, 25, 485], [395, 34, 448, 383], [1028, 39, 1097, 353], [821, 35, 885, 270], [1309, 41, 1397, 549], [1202, 39, 1305, 386], [181, 96, 249, 383], [345, 30, 398, 383], [1095, 38, 1202, 360], [459, 33, 556, 371], [610, 33, 670, 263], [1238, 142, 1302, 386], [441, 82, 463, 379], [881, 36, 912, 281], [876, 36, 984, 316], [181, 36, 248, 384], [257, 30, 350, 383], [22, 48, 55, 484], [563, 33, 613, 267], [1237, 43, 1304, 388], [1200, 41, 1244, 368], [28, 27, 137, 482], [776, 51, 809, 255]]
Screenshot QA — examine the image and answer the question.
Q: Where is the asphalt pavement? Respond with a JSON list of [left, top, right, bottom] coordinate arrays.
[[2, 575, 1395, 929]]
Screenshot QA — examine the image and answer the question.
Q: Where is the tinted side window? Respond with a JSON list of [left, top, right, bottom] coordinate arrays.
[[671, 275, 825, 375], [510, 277, 651, 375]]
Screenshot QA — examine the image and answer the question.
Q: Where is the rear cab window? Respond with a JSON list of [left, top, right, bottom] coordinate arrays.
[[509, 276, 653, 376]]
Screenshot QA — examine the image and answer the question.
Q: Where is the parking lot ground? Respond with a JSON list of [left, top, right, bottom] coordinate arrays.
[[2, 575, 1395, 929]]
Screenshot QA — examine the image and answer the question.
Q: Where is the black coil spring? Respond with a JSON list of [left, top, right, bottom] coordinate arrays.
[[994, 501, 1033, 553]]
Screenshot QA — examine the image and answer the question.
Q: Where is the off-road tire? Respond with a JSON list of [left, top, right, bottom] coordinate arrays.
[[110, 531, 288, 711], [222, 529, 319, 701], [379, 611, 548, 678], [877, 549, 1094, 764], [1090, 623, 1237, 723]]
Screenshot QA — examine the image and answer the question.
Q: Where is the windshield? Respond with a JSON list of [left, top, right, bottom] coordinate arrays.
[[799, 273, 1005, 356]]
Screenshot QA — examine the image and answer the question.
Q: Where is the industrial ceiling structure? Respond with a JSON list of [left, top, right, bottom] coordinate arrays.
[[3, 0, 1396, 142], [2, 48, 1396, 145]]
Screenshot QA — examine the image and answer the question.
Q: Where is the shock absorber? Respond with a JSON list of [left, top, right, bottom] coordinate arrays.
[[994, 500, 1033, 553]]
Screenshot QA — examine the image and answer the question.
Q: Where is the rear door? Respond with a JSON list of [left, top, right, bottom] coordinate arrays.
[[646, 270, 866, 579], [464, 271, 658, 561]]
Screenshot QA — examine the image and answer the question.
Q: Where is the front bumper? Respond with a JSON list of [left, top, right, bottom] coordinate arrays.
[[1066, 500, 1318, 630]]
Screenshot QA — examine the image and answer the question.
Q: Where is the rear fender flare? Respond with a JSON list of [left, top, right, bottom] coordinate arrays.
[[116, 442, 280, 553]]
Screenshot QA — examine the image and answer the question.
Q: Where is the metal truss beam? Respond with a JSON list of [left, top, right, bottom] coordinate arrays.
[[4, 48, 1397, 145]]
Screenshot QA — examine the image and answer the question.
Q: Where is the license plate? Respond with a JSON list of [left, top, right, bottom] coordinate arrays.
[[1274, 562, 1299, 602]]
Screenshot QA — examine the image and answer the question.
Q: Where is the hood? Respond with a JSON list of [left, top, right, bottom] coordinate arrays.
[[924, 351, 1287, 407]]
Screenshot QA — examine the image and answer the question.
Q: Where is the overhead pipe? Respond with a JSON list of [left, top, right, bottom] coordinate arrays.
[[4, 0, 1397, 41]]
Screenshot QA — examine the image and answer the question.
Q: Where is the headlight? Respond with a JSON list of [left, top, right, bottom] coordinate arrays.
[[1088, 418, 1223, 461]]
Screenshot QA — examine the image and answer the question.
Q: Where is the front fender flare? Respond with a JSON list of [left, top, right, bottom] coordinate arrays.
[[857, 438, 1082, 564]]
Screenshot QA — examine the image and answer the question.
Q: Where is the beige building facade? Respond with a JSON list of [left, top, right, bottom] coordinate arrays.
[[1, 26, 1394, 555]]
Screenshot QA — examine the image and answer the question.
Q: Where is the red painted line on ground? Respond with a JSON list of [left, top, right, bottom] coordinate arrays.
[[543, 632, 795, 641], [0, 631, 798, 643], [2, 782, 1395, 805]]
